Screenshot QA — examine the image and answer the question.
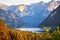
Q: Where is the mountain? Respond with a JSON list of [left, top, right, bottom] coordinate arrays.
[[2, 2, 50, 28], [47, 1, 60, 11], [39, 5, 60, 28], [0, 3, 7, 10], [0, 1, 60, 28], [18, 1, 60, 28], [17, 4, 26, 12], [20, 2, 49, 27], [0, 9, 24, 28]]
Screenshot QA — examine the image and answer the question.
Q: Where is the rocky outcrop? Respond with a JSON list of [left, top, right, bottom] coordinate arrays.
[[47, 1, 59, 11]]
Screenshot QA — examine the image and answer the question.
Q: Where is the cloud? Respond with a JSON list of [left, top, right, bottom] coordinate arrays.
[[0, 0, 51, 6]]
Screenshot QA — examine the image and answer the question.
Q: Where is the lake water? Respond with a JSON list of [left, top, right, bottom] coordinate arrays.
[[16, 28, 44, 33]]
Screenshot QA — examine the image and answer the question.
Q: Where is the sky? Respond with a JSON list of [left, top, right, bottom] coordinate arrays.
[[0, 0, 57, 6]]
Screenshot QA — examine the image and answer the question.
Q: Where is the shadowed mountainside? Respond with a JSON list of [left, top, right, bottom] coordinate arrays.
[[39, 5, 60, 28]]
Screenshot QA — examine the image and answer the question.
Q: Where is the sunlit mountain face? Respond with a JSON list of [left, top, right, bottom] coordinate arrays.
[[0, 1, 60, 28], [0, 3, 7, 10], [47, 1, 59, 11], [17, 4, 26, 12]]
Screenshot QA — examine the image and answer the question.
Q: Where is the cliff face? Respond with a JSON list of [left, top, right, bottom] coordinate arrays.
[[40, 5, 60, 28]]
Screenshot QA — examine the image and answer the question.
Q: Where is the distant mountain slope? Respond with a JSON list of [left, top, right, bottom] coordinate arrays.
[[0, 9, 24, 28], [0, 1, 60, 28], [0, 3, 7, 10], [19, 1, 60, 27], [39, 5, 60, 28]]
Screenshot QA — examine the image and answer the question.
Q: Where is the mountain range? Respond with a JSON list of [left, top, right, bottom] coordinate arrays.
[[0, 0, 60, 28]]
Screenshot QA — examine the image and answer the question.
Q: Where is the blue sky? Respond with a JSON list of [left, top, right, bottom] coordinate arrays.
[[0, 0, 57, 6]]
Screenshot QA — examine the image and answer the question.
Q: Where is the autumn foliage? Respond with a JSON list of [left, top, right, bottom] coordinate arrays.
[[0, 19, 60, 40]]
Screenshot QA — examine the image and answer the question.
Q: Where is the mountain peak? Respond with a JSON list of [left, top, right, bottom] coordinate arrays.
[[41, 0, 48, 3], [47, 1, 59, 11], [0, 3, 7, 10], [17, 4, 26, 12]]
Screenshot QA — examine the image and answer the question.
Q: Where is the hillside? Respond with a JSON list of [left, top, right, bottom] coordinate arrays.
[[0, 19, 42, 40], [39, 5, 60, 28], [0, 19, 60, 40], [0, 9, 24, 28]]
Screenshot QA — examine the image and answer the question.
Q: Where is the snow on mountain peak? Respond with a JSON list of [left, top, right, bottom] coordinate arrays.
[[0, 3, 7, 10], [17, 4, 26, 12], [47, 1, 59, 11]]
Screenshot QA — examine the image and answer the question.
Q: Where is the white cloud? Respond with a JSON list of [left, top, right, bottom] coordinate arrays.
[[0, 0, 51, 6]]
